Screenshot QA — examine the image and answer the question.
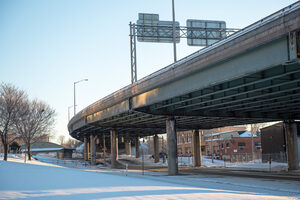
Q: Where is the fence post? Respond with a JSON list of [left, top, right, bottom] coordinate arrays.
[[125, 163, 128, 176], [269, 155, 272, 172]]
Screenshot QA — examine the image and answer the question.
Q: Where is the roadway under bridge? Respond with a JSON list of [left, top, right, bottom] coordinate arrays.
[[69, 2, 300, 174]]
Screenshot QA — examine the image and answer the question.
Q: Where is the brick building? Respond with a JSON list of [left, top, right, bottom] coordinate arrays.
[[219, 136, 262, 162], [177, 126, 247, 157], [177, 131, 193, 156], [202, 130, 241, 158]]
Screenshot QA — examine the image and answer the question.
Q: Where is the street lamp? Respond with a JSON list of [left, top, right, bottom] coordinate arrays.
[[74, 79, 88, 115], [68, 105, 73, 121]]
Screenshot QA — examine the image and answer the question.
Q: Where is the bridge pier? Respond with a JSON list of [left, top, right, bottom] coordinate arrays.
[[153, 134, 159, 163], [125, 133, 131, 155], [103, 133, 106, 158], [90, 135, 96, 165], [284, 121, 299, 170], [192, 130, 201, 167], [84, 136, 88, 161], [135, 137, 140, 158], [167, 117, 178, 175], [110, 129, 118, 168]]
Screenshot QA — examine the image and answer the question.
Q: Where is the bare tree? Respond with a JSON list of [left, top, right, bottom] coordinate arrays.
[[65, 138, 81, 149], [58, 135, 65, 146], [15, 100, 55, 160], [0, 83, 26, 161], [249, 122, 272, 135], [250, 124, 262, 135]]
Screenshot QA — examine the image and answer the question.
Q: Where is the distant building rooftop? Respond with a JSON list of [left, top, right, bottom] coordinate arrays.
[[20, 142, 73, 152], [203, 130, 242, 137], [20, 142, 74, 159], [203, 130, 260, 142]]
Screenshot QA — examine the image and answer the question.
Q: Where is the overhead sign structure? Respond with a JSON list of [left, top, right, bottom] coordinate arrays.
[[130, 13, 239, 84], [187, 20, 226, 46], [136, 13, 180, 43]]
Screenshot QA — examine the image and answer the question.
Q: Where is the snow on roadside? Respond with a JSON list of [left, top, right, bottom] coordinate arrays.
[[4, 152, 289, 172], [0, 155, 298, 200], [32, 155, 110, 170], [201, 156, 288, 171], [0, 153, 63, 168], [119, 153, 289, 171]]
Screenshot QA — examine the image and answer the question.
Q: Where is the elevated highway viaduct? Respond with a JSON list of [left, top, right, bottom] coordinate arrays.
[[69, 2, 300, 174]]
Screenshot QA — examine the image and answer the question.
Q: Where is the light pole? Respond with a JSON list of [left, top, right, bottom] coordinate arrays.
[[68, 105, 73, 121], [74, 79, 88, 115], [172, 0, 177, 63]]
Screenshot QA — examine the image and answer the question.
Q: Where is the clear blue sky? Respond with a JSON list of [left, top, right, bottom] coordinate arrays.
[[0, 0, 297, 141]]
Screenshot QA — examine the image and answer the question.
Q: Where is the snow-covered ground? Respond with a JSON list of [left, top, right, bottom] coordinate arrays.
[[188, 156, 288, 171], [2, 153, 289, 171], [119, 153, 289, 172], [0, 155, 300, 200]]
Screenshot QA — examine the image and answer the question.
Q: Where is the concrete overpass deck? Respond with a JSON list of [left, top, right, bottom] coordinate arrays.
[[68, 2, 300, 172], [69, 2, 300, 139]]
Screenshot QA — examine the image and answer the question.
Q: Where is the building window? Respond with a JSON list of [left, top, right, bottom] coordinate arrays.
[[178, 136, 183, 144], [186, 134, 191, 143], [221, 143, 224, 149], [226, 143, 230, 148], [255, 142, 261, 149], [238, 142, 246, 150], [185, 147, 191, 154], [178, 149, 182, 154]]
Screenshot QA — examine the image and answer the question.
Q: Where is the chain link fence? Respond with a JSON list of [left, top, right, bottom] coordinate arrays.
[[177, 152, 289, 171]]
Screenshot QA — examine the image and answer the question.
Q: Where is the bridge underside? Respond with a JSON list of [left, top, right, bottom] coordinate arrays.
[[138, 62, 300, 120], [71, 61, 300, 141], [71, 111, 268, 140]]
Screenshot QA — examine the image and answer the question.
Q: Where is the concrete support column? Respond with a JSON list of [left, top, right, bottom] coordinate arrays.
[[84, 136, 88, 161], [110, 129, 118, 168], [167, 117, 178, 175], [90, 135, 96, 165], [284, 121, 299, 170], [96, 137, 100, 154], [192, 130, 201, 167], [87, 141, 90, 160], [125, 133, 131, 155], [135, 137, 140, 158], [103, 134, 106, 158], [153, 134, 159, 163]]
